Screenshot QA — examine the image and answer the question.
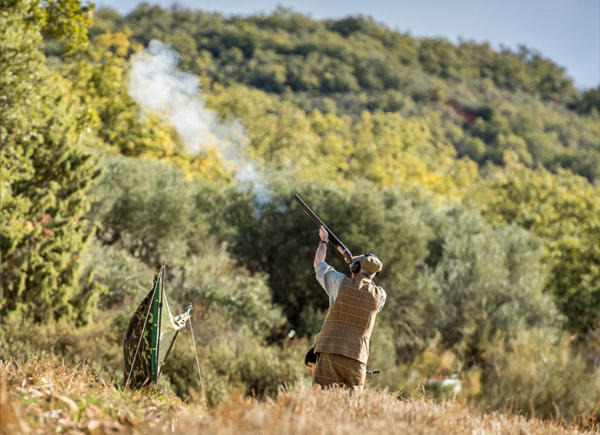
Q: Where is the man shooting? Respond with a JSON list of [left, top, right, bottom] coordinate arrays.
[[311, 225, 386, 391]]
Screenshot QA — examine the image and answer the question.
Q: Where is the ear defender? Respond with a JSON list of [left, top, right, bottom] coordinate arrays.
[[351, 260, 361, 274]]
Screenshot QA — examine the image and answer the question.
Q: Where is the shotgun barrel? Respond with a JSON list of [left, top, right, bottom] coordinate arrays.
[[294, 194, 353, 263]]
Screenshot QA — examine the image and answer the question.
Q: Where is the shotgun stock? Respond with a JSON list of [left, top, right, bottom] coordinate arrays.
[[294, 194, 353, 263]]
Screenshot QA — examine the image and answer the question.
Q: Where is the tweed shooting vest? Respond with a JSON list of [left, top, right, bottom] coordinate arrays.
[[315, 276, 383, 364]]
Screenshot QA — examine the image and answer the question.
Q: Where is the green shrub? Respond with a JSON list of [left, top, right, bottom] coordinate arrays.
[[89, 155, 206, 266], [424, 208, 558, 361], [78, 242, 153, 309], [171, 248, 284, 339]]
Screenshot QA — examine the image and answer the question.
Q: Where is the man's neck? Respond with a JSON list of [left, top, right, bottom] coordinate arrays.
[[351, 272, 371, 280]]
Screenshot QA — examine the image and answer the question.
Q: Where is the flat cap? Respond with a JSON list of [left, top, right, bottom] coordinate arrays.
[[352, 253, 382, 273]]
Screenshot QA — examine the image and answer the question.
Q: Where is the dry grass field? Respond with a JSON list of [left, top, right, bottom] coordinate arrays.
[[0, 357, 594, 435]]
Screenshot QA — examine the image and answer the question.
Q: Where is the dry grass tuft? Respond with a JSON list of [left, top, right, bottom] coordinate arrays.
[[174, 384, 592, 435], [1, 356, 187, 434], [0, 357, 593, 434]]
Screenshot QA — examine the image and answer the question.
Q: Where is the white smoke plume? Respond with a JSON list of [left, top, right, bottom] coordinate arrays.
[[128, 40, 270, 205]]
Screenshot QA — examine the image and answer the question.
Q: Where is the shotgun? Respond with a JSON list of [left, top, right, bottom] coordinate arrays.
[[294, 194, 353, 263]]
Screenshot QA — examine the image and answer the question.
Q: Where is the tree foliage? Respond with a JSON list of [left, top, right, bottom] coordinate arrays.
[[471, 157, 600, 334], [0, 1, 100, 322], [202, 84, 479, 196]]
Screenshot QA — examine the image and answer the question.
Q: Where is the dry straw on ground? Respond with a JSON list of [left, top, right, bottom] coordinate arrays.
[[0, 357, 593, 434]]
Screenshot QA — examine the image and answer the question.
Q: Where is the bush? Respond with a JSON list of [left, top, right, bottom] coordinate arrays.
[[0, 312, 123, 381], [171, 247, 285, 339], [423, 208, 557, 361], [162, 309, 307, 406], [89, 155, 206, 266], [78, 242, 153, 309], [478, 328, 600, 424]]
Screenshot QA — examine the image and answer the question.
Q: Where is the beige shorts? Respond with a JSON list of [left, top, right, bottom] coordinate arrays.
[[312, 352, 366, 391]]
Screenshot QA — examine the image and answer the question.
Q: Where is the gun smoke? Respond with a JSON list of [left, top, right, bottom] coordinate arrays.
[[128, 40, 271, 205]]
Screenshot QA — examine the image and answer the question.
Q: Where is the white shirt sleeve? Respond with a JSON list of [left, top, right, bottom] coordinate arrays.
[[377, 286, 387, 312], [315, 262, 345, 306]]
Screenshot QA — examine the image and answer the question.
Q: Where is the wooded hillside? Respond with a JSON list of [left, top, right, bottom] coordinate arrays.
[[87, 5, 600, 181]]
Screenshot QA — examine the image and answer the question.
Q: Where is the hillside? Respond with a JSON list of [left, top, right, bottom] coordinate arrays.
[[1, 357, 594, 434], [87, 5, 600, 182]]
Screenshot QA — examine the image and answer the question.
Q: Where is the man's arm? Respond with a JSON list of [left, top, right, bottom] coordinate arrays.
[[314, 225, 329, 271], [314, 225, 345, 305]]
